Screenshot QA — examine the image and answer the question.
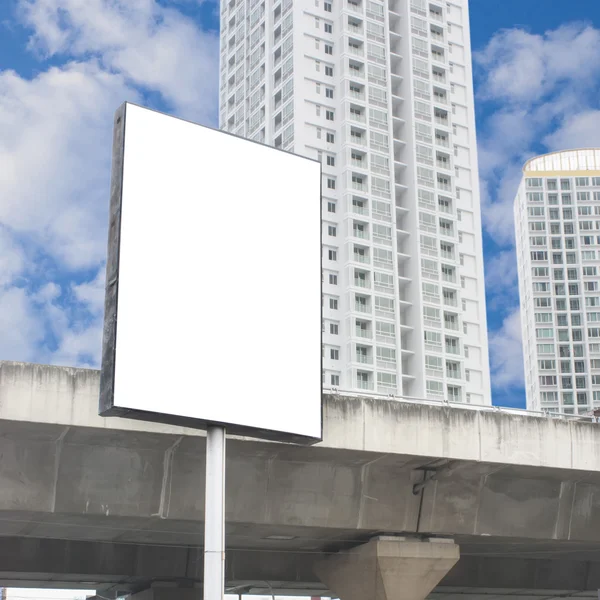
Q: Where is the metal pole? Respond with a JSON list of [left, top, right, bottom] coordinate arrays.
[[204, 425, 226, 600]]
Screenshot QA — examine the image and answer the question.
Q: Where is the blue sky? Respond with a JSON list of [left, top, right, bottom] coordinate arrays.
[[1, 0, 600, 409]]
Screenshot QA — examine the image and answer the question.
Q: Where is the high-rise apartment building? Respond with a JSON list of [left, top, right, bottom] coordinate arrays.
[[515, 149, 600, 415], [218, 0, 491, 404]]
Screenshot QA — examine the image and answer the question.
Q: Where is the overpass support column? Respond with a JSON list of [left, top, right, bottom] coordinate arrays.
[[314, 536, 459, 600]]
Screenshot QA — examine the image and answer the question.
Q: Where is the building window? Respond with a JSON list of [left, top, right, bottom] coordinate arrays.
[[329, 298, 338, 310], [325, 23, 332, 33], [325, 44, 333, 55], [328, 249, 337, 261], [326, 88, 334, 99], [326, 132, 335, 143], [330, 374, 339, 386], [329, 273, 338, 284], [327, 155, 335, 166], [330, 348, 339, 360], [330, 323, 339, 335], [327, 178, 336, 189], [326, 110, 334, 120], [325, 66, 333, 76], [324, 1, 332, 11], [328, 225, 337, 236], [327, 201, 336, 213]]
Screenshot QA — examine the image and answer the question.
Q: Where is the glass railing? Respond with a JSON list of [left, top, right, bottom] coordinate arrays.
[[357, 379, 375, 390]]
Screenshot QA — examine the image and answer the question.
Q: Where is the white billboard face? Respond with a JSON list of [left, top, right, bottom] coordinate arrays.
[[100, 103, 322, 443]]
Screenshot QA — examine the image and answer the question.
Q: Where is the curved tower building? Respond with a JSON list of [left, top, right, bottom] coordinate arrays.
[[515, 148, 600, 414]]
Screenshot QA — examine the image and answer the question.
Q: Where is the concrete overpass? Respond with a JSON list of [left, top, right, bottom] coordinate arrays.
[[3, 361, 600, 599]]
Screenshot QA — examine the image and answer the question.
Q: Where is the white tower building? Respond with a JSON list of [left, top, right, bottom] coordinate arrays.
[[515, 149, 600, 415], [218, 0, 491, 404]]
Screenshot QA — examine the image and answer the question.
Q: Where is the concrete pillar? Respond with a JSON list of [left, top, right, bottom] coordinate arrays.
[[314, 536, 459, 600]]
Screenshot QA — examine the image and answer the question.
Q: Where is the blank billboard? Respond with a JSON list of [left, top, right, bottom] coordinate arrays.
[[99, 103, 322, 443]]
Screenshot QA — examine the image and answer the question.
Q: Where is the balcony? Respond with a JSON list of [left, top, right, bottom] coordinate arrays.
[[349, 89, 366, 101], [356, 328, 372, 339], [376, 332, 395, 344], [430, 11, 443, 22], [350, 199, 368, 215], [356, 353, 373, 364], [423, 290, 440, 305], [436, 135, 449, 148], [353, 251, 369, 264], [347, 1, 362, 13], [441, 249, 455, 260], [421, 265, 439, 282], [442, 272, 457, 284], [444, 320, 459, 331], [355, 302, 369, 313], [353, 226, 368, 239], [347, 44, 364, 57], [424, 315, 441, 329], [444, 295, 458, 308], [375, 282, 394, 294], [354, 277, 369, 288], [425, 341, 442, 353], [349, 111, 366, 124], [438, 202, 453, 215], [347, 23, 363, 35], [356, 378, 374, 390], [445, 342, 460, 355], [446, 369, 461, 379], [346, 65, 366, 80], [352, 180, 367, 192]]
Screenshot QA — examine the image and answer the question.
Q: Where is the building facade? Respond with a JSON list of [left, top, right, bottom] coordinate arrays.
[[515, 149, 600, 415], [219, 0, 491, 404]]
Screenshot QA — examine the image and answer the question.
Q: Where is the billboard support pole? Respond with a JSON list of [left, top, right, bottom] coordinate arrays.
[[204, 425, 226, 600]]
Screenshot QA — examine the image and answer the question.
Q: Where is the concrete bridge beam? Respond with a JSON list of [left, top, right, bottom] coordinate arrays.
[[314, 537, 459, 600], [128, 587, 202, 600]]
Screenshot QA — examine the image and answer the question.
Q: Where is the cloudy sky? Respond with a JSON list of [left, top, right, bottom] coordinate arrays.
[[1, 0, 599, 409]]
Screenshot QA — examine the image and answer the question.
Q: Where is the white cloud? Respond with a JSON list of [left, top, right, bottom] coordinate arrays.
[[485, 250, 518, 294], [0, 287, 44, 362], [475, 24, 600, 105], [72, 267, 106, 315], [50, 321, 104, 367], [0, 227, 25, 287], [0, 61, 134, 269], [475, 23, 600, 248], [0, 0, 220, 368], [489, 309, 525, 390], [18, 0, 220, 122], [544, 109, 600, 151], [32, 281, 61, 303]]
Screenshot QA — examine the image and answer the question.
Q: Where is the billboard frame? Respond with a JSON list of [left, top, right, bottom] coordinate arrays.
[[99, 103, 323, 445]]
